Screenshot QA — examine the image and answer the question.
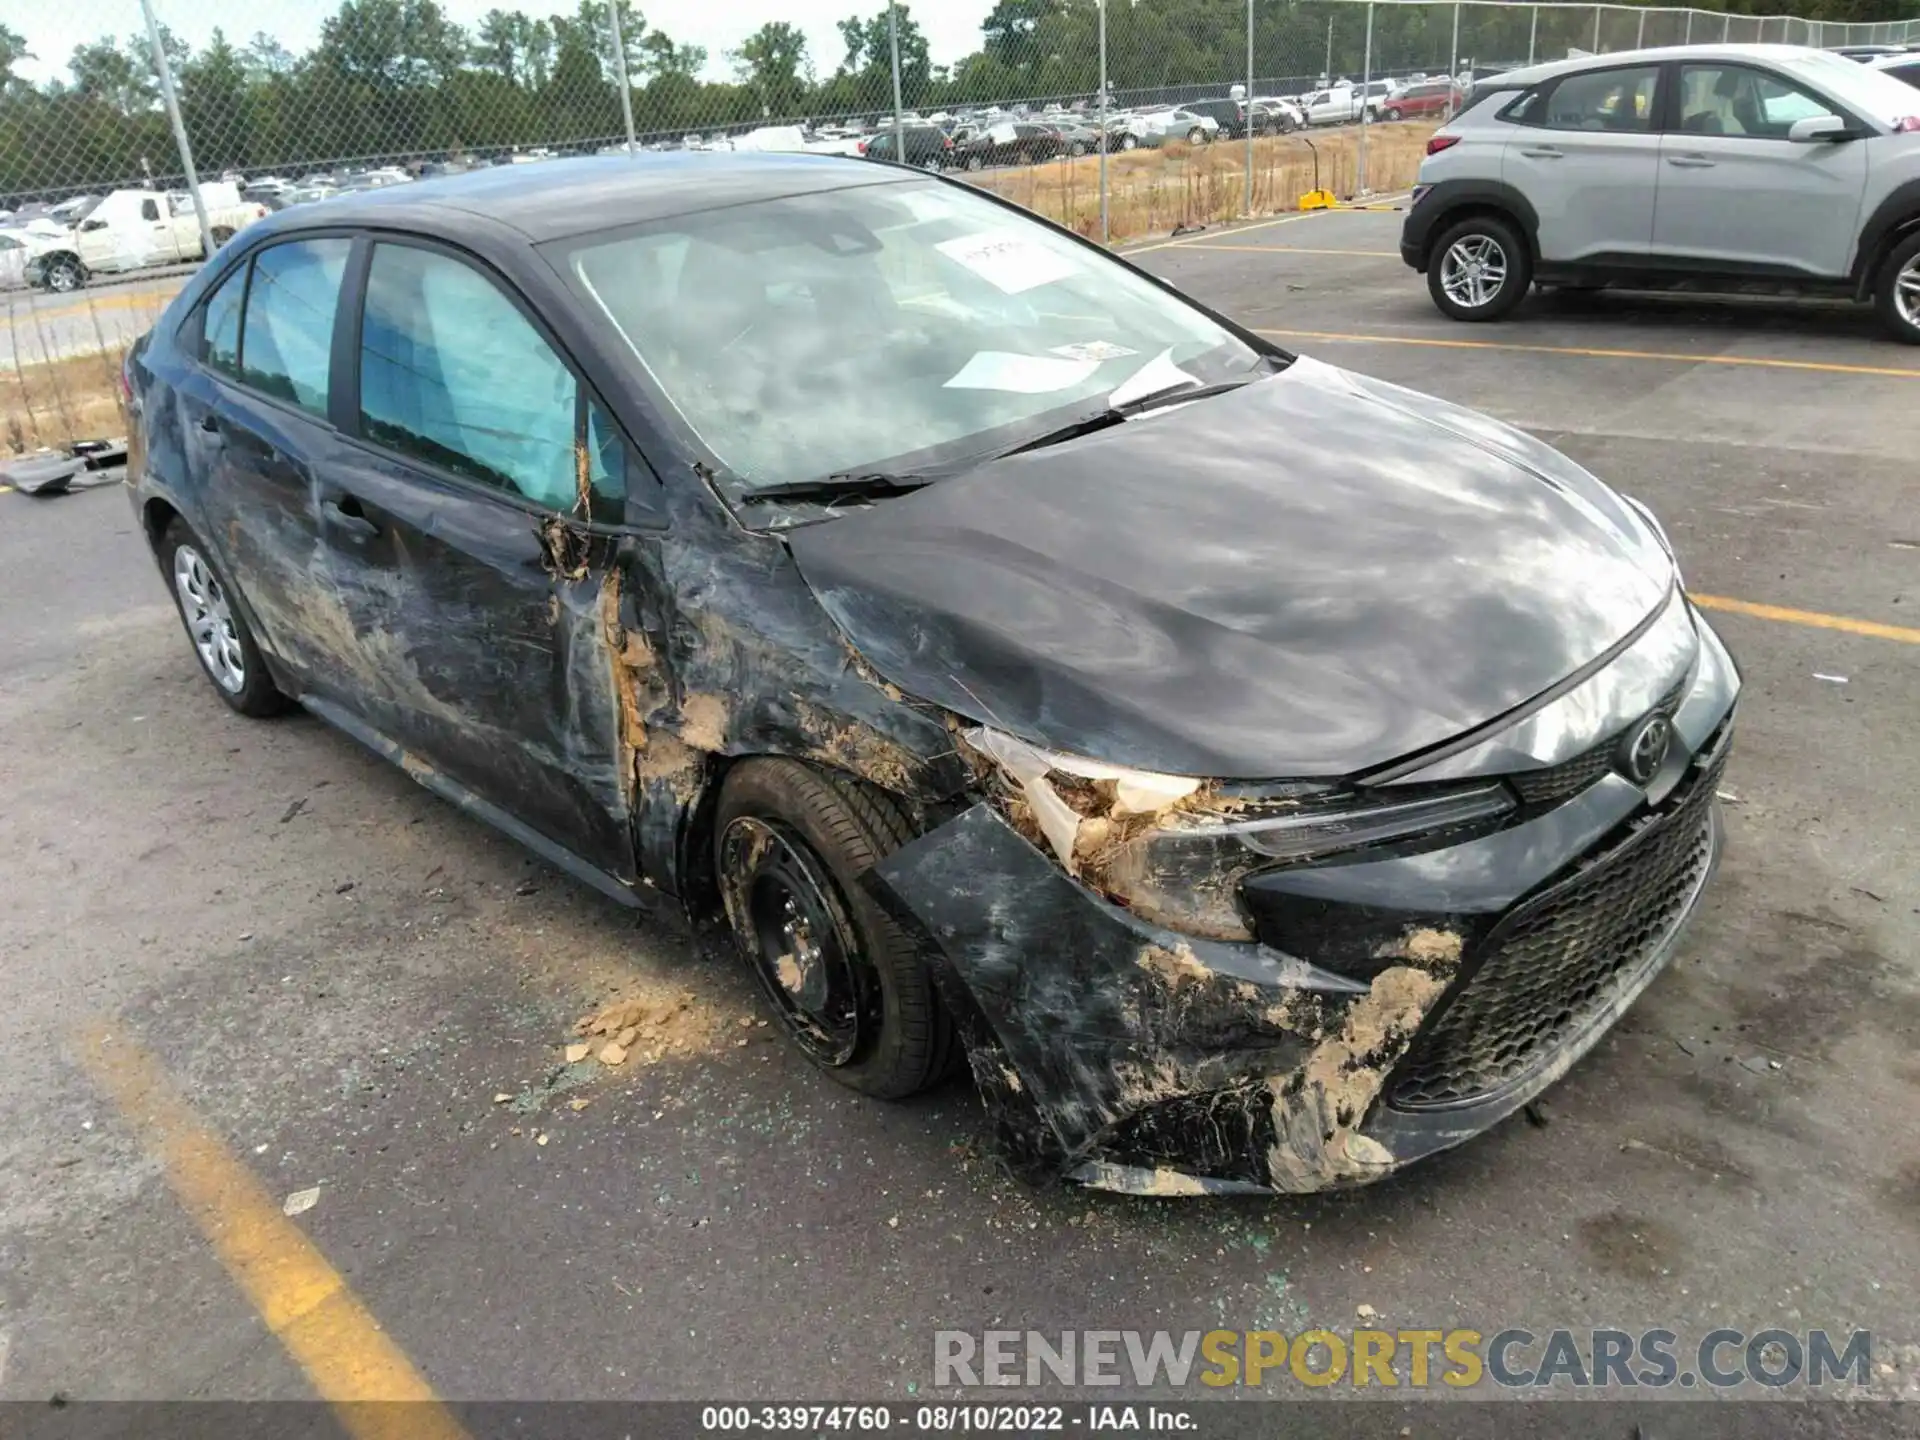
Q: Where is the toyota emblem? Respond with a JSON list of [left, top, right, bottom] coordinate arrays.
[[1621, 714, 1674, 786]]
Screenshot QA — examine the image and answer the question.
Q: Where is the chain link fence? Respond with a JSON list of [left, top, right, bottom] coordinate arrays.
[[5, 0, 1919, 447]]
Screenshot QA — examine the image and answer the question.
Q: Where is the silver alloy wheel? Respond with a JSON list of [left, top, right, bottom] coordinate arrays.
[[47, 260, 78, 293], [172, 544, 247, 693], [1896, 253, 1920, 330], [1440, 234, 1509, 310]]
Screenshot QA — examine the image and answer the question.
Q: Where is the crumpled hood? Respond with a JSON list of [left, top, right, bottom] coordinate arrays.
[[788, 356, 1675, 779]]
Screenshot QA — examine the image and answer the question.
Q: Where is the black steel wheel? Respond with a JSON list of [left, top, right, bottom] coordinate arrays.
[[715, 758, 958, 1098]]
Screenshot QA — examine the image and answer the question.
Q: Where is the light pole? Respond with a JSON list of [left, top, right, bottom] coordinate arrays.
[[889, 3, 905, 164], [1098, 0, 1109, 244], [140, 0, 210, 258]]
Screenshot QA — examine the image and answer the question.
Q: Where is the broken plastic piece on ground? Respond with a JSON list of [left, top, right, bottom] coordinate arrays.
[[2, 438, 129, 497]]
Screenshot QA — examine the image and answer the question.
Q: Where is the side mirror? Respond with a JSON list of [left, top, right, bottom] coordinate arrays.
[[81, 218, 108, 231], [1788, 114, 1851, 143]]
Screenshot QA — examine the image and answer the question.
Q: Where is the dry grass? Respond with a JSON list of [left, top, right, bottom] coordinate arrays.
[[965, 123, 1438, 243], [2, 348, 130, 457]]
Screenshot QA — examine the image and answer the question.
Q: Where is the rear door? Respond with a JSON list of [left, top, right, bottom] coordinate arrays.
[[1502, 62, 1663, 262], [1652, 61, 1867, 278], [317, 236, 663, 880], [175, 235, 361, 696]]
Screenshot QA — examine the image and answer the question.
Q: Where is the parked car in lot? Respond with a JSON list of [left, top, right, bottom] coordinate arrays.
[[1048, 120, 1105, 156], [123, 152, 1737, 1196], [858, 123, 954, 170], [1184, 98, 1266, 139], [1252, 96, 1305, 132], [1301, 83, 1364, 125], [1867, 50, 1920, 89], [28, 185, 269, 292], [1404, 43, 1920, 341], [0, 228, 35, 290], [952, 120, 1064, 170], [1380, 78, 1464, 120]]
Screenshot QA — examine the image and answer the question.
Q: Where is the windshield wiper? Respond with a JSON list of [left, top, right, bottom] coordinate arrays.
[[997, 377, 1264, 459], [740, 471, 931, 507]]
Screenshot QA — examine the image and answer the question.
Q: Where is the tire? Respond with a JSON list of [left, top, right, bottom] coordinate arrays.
[[1278, 113, 1296, 134], [920, 157, 942, 173], [1872, 229, 1920, 345], [43, 255, 83, 293], [1384, 107, 1403, 122], [1120, 133, 1138, 151], [1426, 213, 1532, 322], [1069, 141, 1086, 157], [1187, 127, 1206, 145], [714, 758, 958, 1100], [158, 520, 290, 717], [211, 225, 235, 246], [966, 153, 984, 172]]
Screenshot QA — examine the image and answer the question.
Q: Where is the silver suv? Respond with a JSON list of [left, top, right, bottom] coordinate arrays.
[[1399, 44, 1920, 341]]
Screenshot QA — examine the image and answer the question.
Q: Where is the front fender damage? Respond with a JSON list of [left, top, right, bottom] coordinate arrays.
[[869, 804, 1464, 1195]]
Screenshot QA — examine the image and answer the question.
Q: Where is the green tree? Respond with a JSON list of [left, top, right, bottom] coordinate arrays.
[[733, 22, 811, 119]]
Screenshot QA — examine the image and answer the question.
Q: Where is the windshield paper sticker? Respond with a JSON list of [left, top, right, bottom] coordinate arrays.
[[1049, 341, 1137, 363], [936, 229, 1079, 294], [944, 351, 1101, 393]]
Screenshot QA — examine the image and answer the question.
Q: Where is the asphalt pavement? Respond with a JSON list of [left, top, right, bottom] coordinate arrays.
[[2, 208, 1918, 1425]]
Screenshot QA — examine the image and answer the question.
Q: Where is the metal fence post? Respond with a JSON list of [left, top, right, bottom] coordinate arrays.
[[1684, 9, 1693, 44], [1722, 12, 1731, 41], [1325, 17, 1334, 82], [139, 0, 211, 258], [888, 3, 906, 164], [1636, 11, 1646, 48], [607, 1, 637, 153], [1245, 0, 1255, 215], [1358, 0, 1374, 195], [1528, 6, 1539, 64], [1592, 6, 1602, 51], [1448, 1, 1461, 119], [1098, 0, 1109, 245]]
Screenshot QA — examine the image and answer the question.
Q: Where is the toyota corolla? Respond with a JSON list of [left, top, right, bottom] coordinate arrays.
[[123, 154, 1738, 1196]]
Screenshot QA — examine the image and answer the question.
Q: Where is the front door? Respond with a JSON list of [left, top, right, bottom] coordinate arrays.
[[1652, 62, 1868, 278], [1502, 62, 1664, 263], [317, 237, 659, 880]]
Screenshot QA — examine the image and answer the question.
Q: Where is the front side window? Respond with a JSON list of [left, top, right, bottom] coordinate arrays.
[[561, 178, 1263, 500], [240, 237, 350, 416], [201, 262, 247, 375], [358, 242, 609, 517], [1537, 66, 1660, 132], [1678, 65, 1841, 137], [141, 198, 160, 222]]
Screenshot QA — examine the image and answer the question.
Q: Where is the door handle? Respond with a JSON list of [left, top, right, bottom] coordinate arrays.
[[197, 412, 220, 434], [322, 496, 380, 539], [1666, 155, 1715, 167], [1519, 145, 1563, 158]]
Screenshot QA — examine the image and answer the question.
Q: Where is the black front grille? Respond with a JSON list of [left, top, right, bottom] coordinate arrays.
[[1388, 736, 1727, 1112], [1507, 669, 1693, 808]]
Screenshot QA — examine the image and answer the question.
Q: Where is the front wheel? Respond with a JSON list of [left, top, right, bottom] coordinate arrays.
[[1427, 214, 1532, 322], [210, 225, 235, 247], [42, 255, 84, 293], [1384, 107, 1403, 122], [715, 758, 958, 1099], [1873, 230, 1920, 345], [1120, 133, 1138, 151], [159, 520, 290, 716]]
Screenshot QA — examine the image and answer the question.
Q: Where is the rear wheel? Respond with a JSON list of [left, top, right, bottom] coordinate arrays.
[[159, 520, 289, 717], [715, 758, 958, 1099], [210, 225, 235, 247], [1120, 133, 1138, 151], [1873, 230, 1920, 345], [1384, 106, 1404, 122], [1187, 126, 1206, 145], [1427, 214, 1531, 322], [966, 152, 985, 172], [42, 255, 83, 293]]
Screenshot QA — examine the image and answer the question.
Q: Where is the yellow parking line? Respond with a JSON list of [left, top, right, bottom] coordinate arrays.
[[0, 485, 13, 496], [77, 1022, 469, 1439], [1178, 243, 1400, 256], [1690, 594, 1920, 646], [24, 290, 176, 325], [1257, 327, 1920, 379]]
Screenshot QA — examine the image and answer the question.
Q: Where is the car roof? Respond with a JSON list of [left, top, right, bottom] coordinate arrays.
[[1867, 51, 1920, 68], [250, 152, 912, 246], [1487, 42, 1847, 88]]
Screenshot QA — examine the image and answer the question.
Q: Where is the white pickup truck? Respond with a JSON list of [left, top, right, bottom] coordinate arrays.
[[26, 184, 268, 293]]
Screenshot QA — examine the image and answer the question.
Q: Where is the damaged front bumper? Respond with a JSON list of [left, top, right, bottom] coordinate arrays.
[[870, 631, 1738, 1196]]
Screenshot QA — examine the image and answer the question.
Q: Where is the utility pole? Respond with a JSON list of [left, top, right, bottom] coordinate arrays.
[[1245, 0, 1255, 215], [140, 0, 211, 258], [889, 3, 906, 164], [608, 1, 636, 153]]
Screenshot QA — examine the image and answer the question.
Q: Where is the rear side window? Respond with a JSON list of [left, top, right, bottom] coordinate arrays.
[[200, 263, 246, 376], [1532, 66, 1660, 132], [1461, 84, 1520, 116], [358, 242, 613, 517], [140, 198, 160, 222], [240, 238, 350, 417], [1890, 63, 1920, 89]]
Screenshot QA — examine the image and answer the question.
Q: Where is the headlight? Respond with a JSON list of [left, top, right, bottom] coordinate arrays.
[[962, 727, 1515, 942]]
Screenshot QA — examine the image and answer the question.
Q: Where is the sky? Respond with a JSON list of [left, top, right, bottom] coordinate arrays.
[[12, 0, 1000, 87]]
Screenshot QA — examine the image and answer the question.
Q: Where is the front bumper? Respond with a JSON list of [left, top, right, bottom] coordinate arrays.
[[871, 619, 1739, 1196]]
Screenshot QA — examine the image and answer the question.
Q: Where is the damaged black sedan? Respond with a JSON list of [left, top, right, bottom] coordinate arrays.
[[124, 154, 1738, 1196]]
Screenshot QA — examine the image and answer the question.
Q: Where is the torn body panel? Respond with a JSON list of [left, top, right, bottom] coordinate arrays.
[[874, 709, 1731, 1194]]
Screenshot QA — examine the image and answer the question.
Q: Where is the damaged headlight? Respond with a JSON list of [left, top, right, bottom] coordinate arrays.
[[963, 727, 1514, 943]]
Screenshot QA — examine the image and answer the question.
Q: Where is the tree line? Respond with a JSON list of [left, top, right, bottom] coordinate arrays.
[[2, 0, 1914, 201]]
